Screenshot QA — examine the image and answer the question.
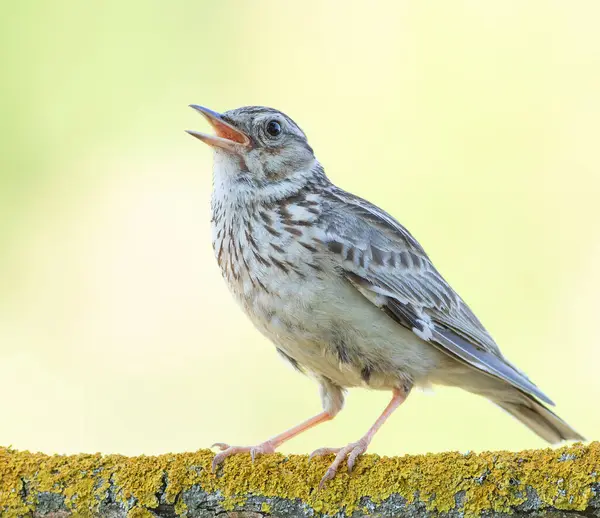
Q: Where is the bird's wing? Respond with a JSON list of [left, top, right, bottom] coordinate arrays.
[[320, 186, 553, 405]]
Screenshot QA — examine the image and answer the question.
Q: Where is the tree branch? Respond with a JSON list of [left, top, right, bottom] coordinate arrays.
[[0, 443, 598, 517]]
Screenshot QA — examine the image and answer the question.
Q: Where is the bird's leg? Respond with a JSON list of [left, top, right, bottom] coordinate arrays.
[[211, 410, 333, 471], [310, 387, 408, 487]]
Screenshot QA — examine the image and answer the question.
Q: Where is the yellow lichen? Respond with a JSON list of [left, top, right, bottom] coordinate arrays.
[[127, 506, 156, 518], [0, 443, 598, 517]]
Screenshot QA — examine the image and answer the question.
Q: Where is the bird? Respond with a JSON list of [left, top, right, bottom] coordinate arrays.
[[186, 104, 584, 486]]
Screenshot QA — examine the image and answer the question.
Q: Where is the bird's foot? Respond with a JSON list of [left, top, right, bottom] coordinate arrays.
[[211, 441, 277, 471], [309, 437, 370, 488]]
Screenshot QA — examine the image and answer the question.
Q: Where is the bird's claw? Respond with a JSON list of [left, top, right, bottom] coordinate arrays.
[[310, 439, 369, 488], [210, 441, 277, 472]]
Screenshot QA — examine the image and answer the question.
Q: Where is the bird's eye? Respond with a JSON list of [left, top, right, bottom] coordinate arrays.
[[266, 119, 282, 137]]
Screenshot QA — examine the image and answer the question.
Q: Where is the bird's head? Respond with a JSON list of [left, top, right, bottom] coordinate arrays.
[[187, 105, 320, 196]]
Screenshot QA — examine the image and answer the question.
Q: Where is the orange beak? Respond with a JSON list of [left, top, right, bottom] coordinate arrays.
[[187, 105, 250, 152]]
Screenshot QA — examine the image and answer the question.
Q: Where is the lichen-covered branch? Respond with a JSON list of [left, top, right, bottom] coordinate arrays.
[[0, 443, 598, 517]]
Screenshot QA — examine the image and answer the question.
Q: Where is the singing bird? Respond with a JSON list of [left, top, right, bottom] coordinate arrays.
[[187, 105, 583, 485]]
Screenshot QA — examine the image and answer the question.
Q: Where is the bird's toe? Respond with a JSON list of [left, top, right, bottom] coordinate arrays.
[[314, 439, 370, 487], [346, 440, 368, 472], [211, 444, 249, 471], [211, 440, 278, 471], [309, 446, 342, 460], [250, 440, 276, 461]]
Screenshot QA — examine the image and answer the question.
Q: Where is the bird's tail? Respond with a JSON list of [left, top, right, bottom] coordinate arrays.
[[435, 364, 584, 443], [491, 392, 584, 444]]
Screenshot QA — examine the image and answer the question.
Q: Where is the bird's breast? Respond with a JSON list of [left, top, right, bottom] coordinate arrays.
[[210, 199, 327, 308]]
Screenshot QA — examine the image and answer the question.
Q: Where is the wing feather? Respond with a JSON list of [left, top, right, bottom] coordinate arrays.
[[322, 186, 554, 406]]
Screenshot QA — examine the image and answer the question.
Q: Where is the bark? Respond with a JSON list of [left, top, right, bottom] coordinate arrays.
[[0, 443, 598, 517]]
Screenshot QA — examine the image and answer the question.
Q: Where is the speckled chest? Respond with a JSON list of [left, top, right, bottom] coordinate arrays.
[[210, 194, 327, 320]]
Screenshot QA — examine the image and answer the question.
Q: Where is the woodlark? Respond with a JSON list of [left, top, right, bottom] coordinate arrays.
[[187, 105, 583, 486]]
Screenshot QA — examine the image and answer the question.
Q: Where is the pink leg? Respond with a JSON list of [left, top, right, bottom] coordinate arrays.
[[212, 411, 333, 471], [310, 387, 408, 487]]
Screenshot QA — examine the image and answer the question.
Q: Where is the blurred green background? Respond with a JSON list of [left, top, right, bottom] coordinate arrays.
[[1, 1, 598, 457]]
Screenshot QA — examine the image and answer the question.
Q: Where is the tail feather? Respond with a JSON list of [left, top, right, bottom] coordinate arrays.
[[494, 394, 584, 444], [435, 365, 584, 443]]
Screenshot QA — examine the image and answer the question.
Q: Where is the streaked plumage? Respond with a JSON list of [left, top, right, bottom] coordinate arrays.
[[188, 104, 583, 484]]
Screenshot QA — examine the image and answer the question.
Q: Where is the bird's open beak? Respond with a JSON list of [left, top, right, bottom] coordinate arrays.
[[186, 105, 250, 152]]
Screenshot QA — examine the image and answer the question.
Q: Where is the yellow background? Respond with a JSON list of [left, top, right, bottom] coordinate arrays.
[[1, 1, 598, 458]]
